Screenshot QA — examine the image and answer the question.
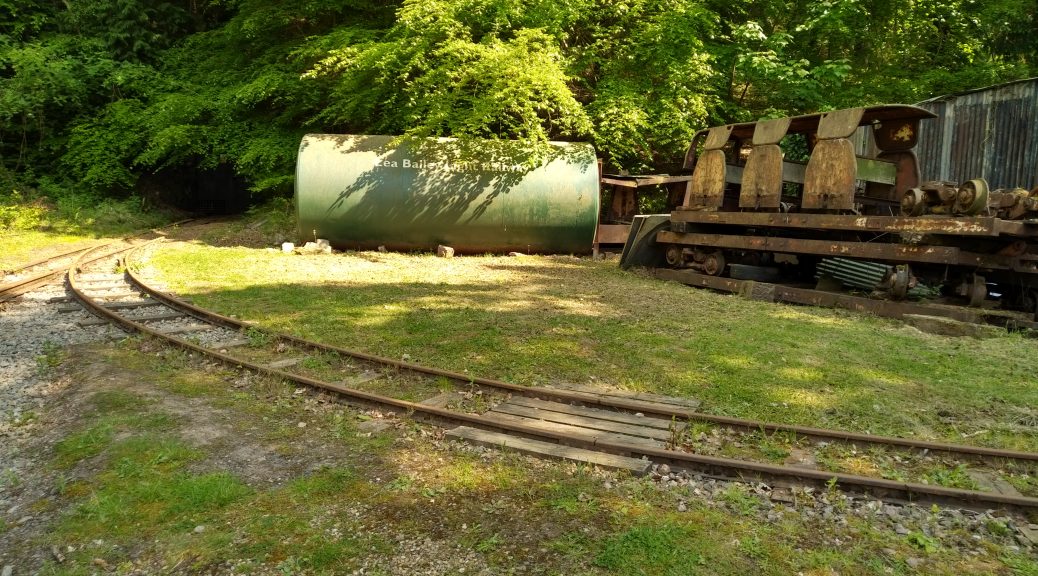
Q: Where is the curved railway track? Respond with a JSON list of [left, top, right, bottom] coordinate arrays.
[[67, 241, 1038, 514], [1, 245, 102, 303], [0, 219, 195, 303]]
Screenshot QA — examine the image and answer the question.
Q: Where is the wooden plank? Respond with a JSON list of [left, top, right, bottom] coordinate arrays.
[[492, 403, 676, 441], [266, 357, 303, 369], [77, 318, 108, 327], [817, 107, 865, 139], [855, 157, 897, 185], [421, 391, 464, 408], [670, 210, 1014, 237], [966, 470, 1025, 497], [802, 138, 857, 210], [207, 339, 250, 350], [686, 149, 726, 208], [488, 412, 664, 450], [656, 230, 983, 267], [156, 324, 215, 335], [509, 396, 676, 430], [601, 175, 693, 188], [740, 145, 783, 209], [752, 117, 792, 145], [550, 382, 701, 410], [446, 426, 651, 474], [338, 371, 382, 387]]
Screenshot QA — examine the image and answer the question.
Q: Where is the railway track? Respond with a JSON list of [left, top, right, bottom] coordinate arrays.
[[0, 219, 196, 304], [67, 241, 1038, 515], [0, 244, 102, 303]]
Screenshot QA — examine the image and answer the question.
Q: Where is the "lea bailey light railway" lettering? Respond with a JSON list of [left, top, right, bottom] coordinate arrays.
[[373, 157, 526, 173]]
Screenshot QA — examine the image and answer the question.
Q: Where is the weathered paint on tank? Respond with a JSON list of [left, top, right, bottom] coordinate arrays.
[[294, 134, 600, 254]]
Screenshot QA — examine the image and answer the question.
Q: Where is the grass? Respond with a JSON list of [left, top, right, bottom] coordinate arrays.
[[143, 241, 1038, 454], [16, 343, 1037, 575], [0, 189, 178, 271]]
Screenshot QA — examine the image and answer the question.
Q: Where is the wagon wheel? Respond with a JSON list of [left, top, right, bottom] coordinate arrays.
[[702, 251, 726, 276], [665, 245, 685, 267]]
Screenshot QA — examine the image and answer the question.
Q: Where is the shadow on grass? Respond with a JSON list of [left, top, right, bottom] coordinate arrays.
[[167, 273, 1038, 447]]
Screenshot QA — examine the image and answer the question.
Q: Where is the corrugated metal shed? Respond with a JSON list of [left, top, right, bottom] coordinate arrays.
[[915, 77, 1038, 190]]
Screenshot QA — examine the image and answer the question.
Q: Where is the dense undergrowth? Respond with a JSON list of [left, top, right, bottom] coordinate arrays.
[[0, 188, 170, 237], [2, 0, 1036, 207]]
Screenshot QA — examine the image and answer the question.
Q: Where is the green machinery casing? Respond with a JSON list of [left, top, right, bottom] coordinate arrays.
[[294, 135, 600, 254]]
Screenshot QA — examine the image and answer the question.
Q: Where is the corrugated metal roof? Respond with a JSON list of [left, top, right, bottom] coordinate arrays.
[[915, 78, 1038, 190]]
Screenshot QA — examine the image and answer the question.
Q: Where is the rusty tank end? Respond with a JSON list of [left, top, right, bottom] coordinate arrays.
[[294, 135, 600, 254]]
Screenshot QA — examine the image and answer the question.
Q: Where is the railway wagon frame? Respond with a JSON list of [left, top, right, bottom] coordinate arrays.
[[619, 104, 1038, 325]]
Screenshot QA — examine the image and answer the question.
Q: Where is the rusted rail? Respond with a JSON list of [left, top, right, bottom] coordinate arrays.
[[61, 242, 1038, 512], [0, 246, 99, 302], [0, 219, 195, 303], [121, 257, 1038, 462]]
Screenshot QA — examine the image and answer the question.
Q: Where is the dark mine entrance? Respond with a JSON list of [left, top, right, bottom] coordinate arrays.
[[138, 164, 251, 214]]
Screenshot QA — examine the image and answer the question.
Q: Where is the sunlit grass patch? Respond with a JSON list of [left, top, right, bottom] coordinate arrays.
[[143, 241, 1038, 453], [595, 520, 714, 574], [0, 231, 94, 272]]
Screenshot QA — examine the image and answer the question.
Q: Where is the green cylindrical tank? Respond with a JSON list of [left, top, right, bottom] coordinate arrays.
[[294, 134, 600, 254]]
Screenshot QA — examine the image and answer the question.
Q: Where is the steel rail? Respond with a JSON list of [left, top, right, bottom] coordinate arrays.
[[122, 253, 1038, 464], [2, 244, 101, 275], [1, 219, 195, 303], [66, 244, 1038, 512]]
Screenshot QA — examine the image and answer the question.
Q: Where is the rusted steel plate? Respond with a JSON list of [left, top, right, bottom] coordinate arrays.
[[803, 139, 857, 209], [656, 230, 1018, 268], [685, 149, 727, 208], [740, 145, 784, 208], [874, 118, 921, 151], [670, 210, 1038, 237], [595, 224, 631, 244]]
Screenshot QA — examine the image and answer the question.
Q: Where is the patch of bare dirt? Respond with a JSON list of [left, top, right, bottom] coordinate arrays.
[[0, 343, 365, 573]]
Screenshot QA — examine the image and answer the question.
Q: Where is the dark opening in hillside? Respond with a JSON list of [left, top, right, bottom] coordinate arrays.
[[138, 164, 251, 215]]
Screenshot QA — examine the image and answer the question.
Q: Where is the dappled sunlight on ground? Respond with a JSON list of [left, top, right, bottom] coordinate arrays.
[[709, 354, 759, 372], [767, 307, 856, 328], [139, 241, 1038, 449], [853, 368, 914, 388], [774, 366, 825, 383], [764, 386, 835, 409]]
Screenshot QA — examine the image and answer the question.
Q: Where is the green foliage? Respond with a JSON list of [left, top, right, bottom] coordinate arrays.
[[1, 0, 1036, 198], [906, 531, 940, 553], [596, 521, 707, 574], [924, 464, 980, 490]]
